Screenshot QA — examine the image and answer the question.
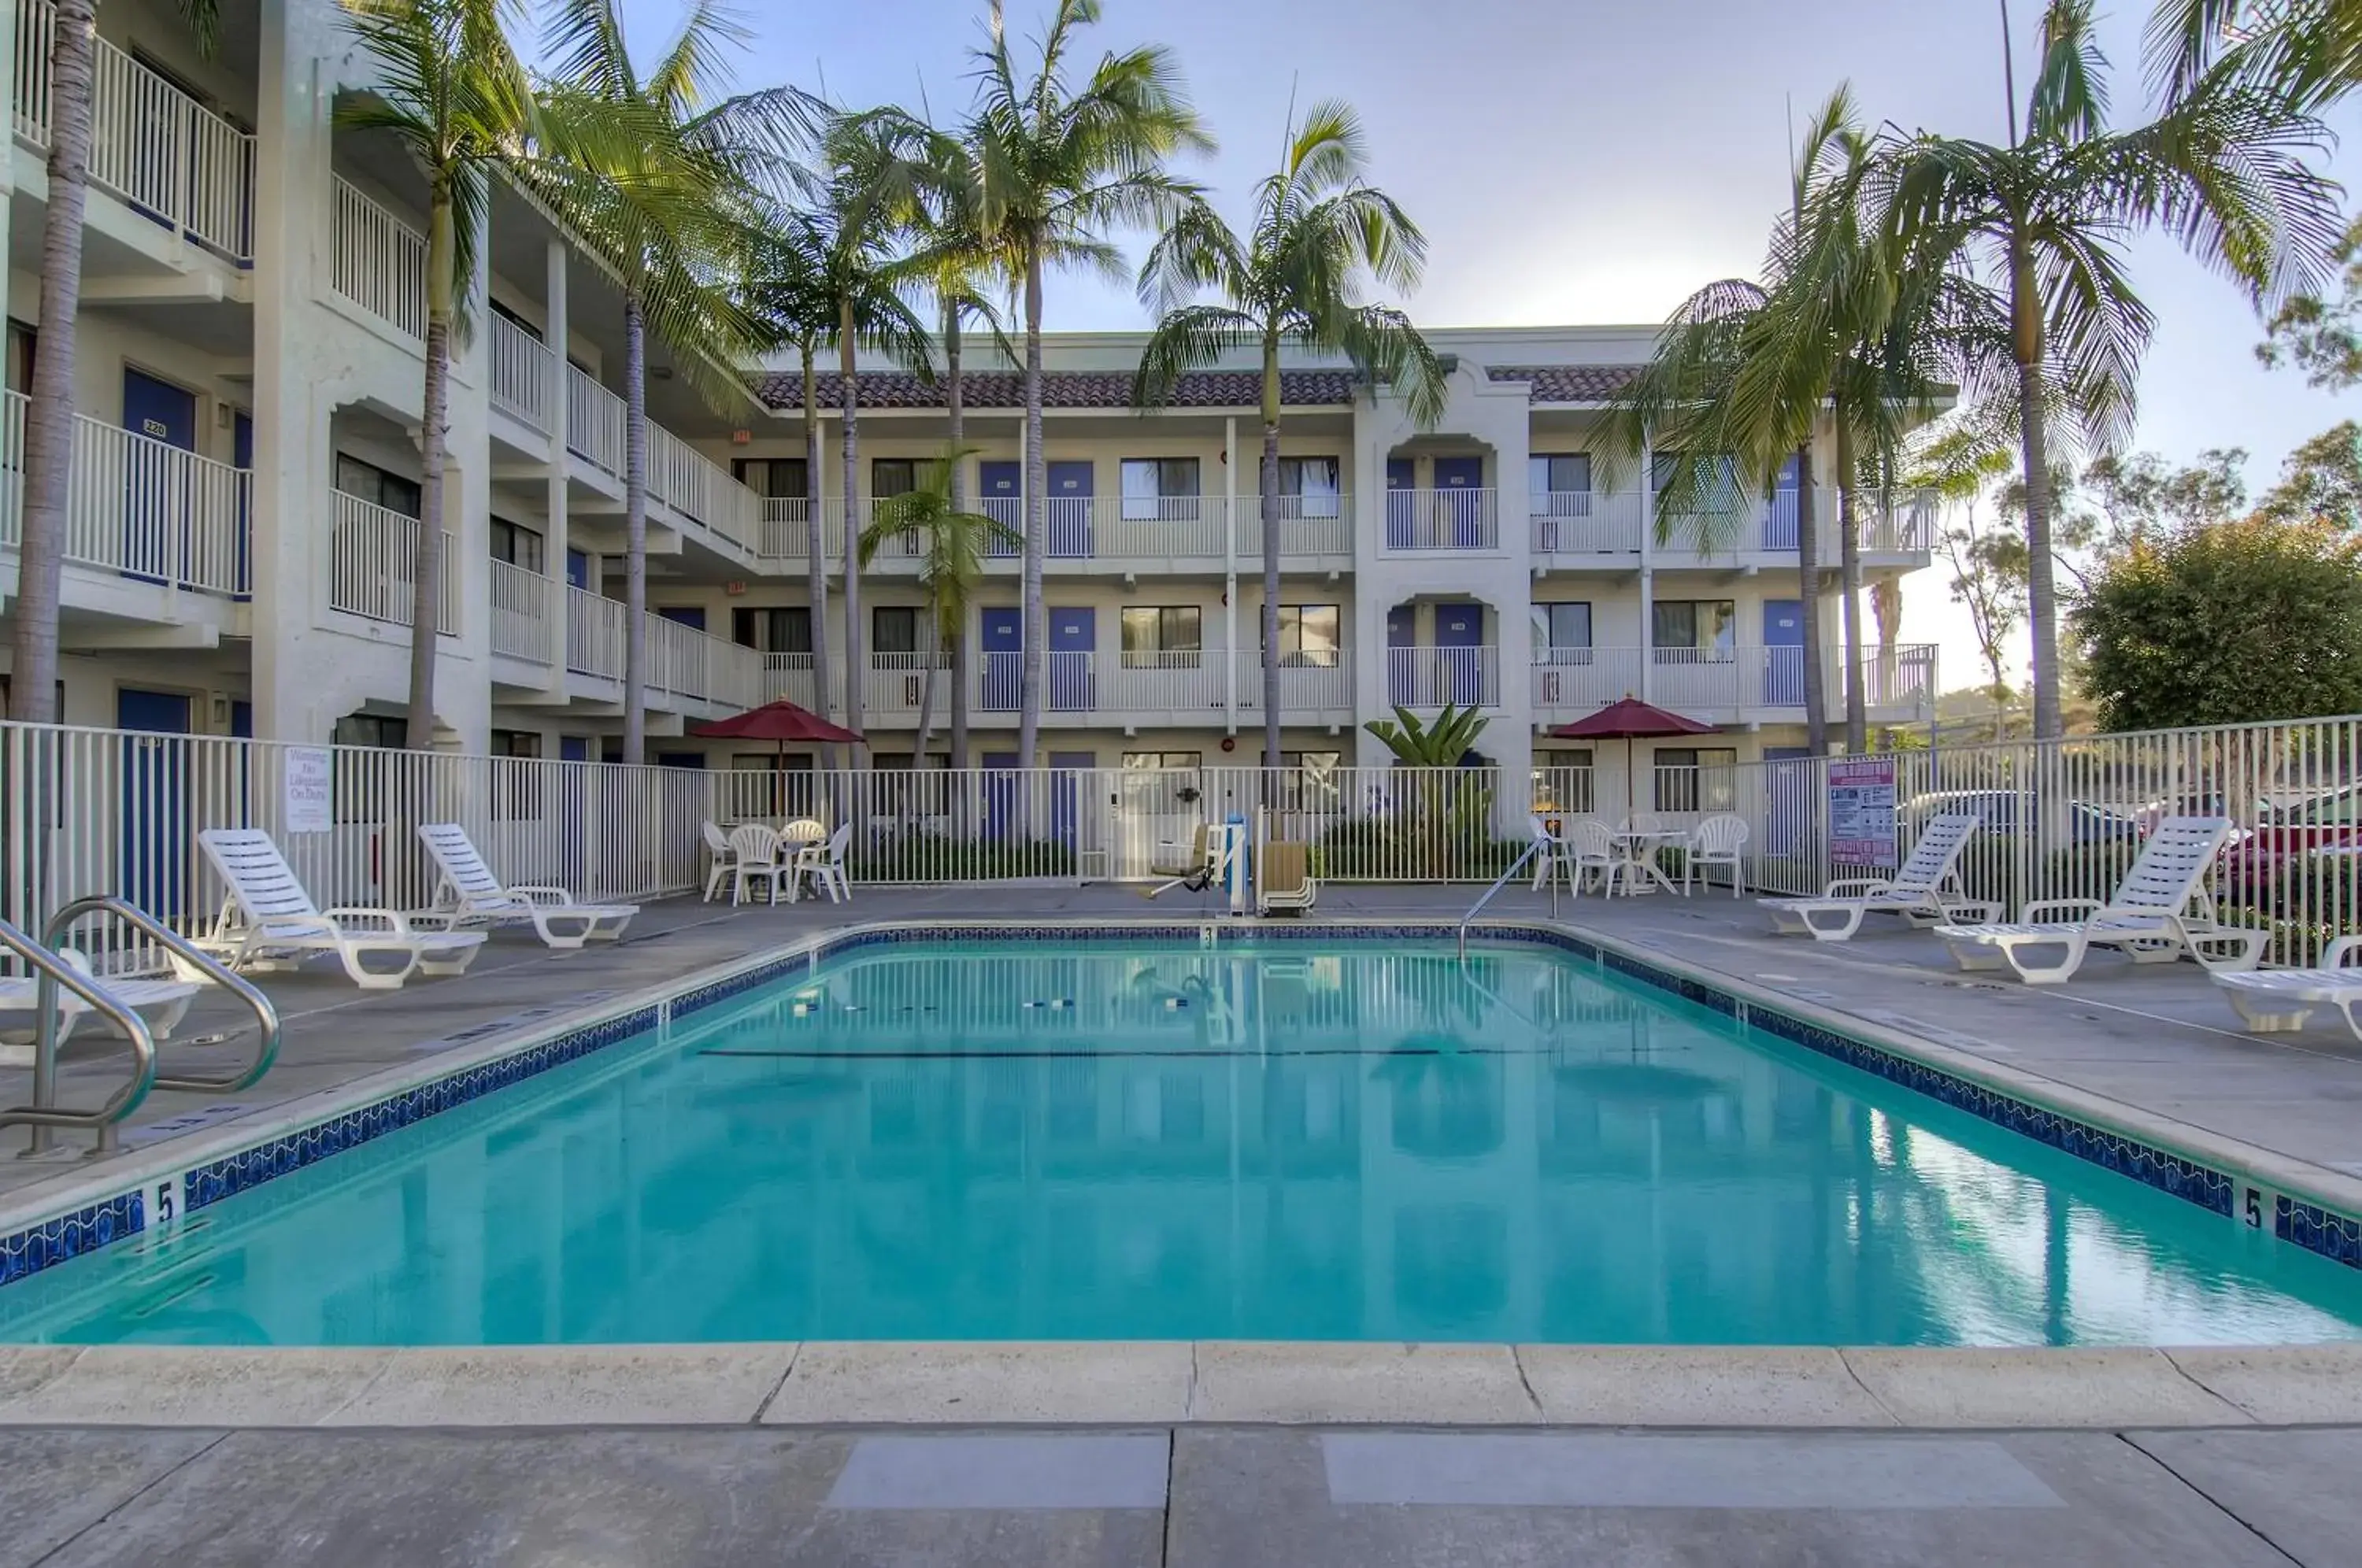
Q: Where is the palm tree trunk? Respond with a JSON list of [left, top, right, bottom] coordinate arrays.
[[9, 0, 96, 725], [838, 308, 865, 747], [1794, 442, 1829, 755], [1836, 424, 1866, 753], [799, 348, 835, 773], [1259, 341, 1283, 769], [2010, 241, 2063, 742], [622, 292, 649, 764], [912, 612, 938, 767], [407, 182, 459, 745], [1872, 577, 1901, 738], [946, 301, 971, 773], [1016, 246, 1046, 771]]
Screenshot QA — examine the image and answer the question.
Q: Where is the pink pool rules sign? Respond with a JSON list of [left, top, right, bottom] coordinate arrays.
[[1827, 757, 1898, 867]]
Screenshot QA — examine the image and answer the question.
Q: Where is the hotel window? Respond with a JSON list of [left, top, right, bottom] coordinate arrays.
[[1276, 456, 1341, 517], [1122, 750, 1202, 771], [490, 729, 542, 819], [331, 712, 406, 823], [732, 606, 812, 653], [6, 320, 33, 395], [872, 606, 924, 664], [1653, 746, 1738, 814], [487, 297, 541, 341], [334, 453, 421, 519], [1534, 748, 1596, 815], [1120, 605, 1201, 666], [1529, 453, 1592, 512], [1269, 605, 1340, 667], [1276, 750, 1342, 811], [1531, 602, 1593, 664], [1652, 600, 1736, 659], [731, 457, 807, 502], [489, 517, 544, 573], [871, 457, 917, 499], [1120, 457, 1200, 520]]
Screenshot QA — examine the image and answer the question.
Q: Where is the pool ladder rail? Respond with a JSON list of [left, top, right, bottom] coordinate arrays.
[[0, 895, 282, 1159], [1457, 838, 1560, 959]]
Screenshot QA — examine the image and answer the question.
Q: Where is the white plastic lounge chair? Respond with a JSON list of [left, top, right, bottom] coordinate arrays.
[[2213, 937, 2362, 1037], [193, 828, 484, 990], [790, 823, 852, 904], [701, 821, 736, 903], [1934, 816, 2267, 986], [0, 949, 200, 1046], [1257, 841, 1318, 915], [416, 823, 639, 949], [1683, 813, 1749, 897], [1760, 813, 1994, 941], [729, 823, 787, 906]]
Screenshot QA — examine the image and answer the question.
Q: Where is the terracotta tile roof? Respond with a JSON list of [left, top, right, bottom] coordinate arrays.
[[1486, 364, 1646, 403], [749, 368, 1360, 412]]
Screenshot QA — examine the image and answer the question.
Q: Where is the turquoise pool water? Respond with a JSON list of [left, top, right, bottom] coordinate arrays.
[[5, 938, 2361, 1346]]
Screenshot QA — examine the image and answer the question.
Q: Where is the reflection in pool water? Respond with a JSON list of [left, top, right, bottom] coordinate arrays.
[[6, 941, 2360, 1346]]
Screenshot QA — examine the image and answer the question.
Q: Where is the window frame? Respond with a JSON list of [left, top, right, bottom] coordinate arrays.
[[1120, 605, 1203, 666]]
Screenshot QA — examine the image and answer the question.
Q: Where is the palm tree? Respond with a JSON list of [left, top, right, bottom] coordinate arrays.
[[529, 0, 814, 762], [738, 216, 839, 749], [332, 0, 532, 745], [8, 0, 220, 725], [1879, 0, 2339, 740], [968, 0, 1211, 768], [1135, 101, 1446, 767], [2148, 0, 2362, 113], [857, 446, 1020, 770]]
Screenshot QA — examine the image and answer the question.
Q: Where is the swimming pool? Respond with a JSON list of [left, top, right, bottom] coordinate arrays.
[[4, 933, 2360, 1346]]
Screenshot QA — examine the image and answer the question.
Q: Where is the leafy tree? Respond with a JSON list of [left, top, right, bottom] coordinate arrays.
[[1908, 418, 2025, 722], [2256, 212, 2362, 389], [8, 0, 220, 725], [1881, 0, 2341, 741], [2071, 516, 2362, 728], [334, 0, 532, 745], [2258, 420, 2362, 527], [1134, 99, 1445, 767], [968, 0, 1210, 767]]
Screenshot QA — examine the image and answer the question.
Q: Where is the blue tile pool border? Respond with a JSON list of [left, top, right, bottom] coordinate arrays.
[[2, 916, 2356, 1293]]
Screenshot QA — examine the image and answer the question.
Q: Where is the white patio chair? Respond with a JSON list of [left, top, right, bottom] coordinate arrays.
[[191, 828, 484, 990], [1760, 813, 1996, 941], [0, 948, 201, 1047], [1934, 816, 2268, 985], [1527, 814, 1578, 893], [729, 823, 787, 906], [2213, 936, 2362, 1038], [1622, 810, 1667, 837], [792, 823, 853, 904], [702, 821, 736, 903], [1564, 818, 1623, 897], [416, 823, 639, 950], [1683, 813, 1749, 897]]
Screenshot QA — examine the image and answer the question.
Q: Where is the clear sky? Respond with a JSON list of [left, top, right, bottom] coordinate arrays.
[[617, 0, 2357, 690]]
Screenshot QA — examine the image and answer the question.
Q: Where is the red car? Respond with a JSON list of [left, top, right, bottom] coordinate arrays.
[[2223, 786, 2362, 896]]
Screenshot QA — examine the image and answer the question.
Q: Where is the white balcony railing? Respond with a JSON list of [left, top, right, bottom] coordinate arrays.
[[1527, 645, 1940, 718], [1232, 495, 1354, 559], [975, 649, 1096, 712], [1384, 645, 1501, 708], [330, 176, 427, 339], [566, 585, 624, 680], [329, 492, 457, 633], [1383, 488, 1499, 551], [762, 650, 819, 708], [489, 558, 552, 664], [0, 391, 252, 597], [563, 365, 627, 481], [562, 366, 763, 558], [14, 0, 256, 261], [1531, 490, 1645, 556], [857, 653, 953, 723], [1235, 652, 1353, 716], [1108, 651, 1226, 716], [644, 612, 764, 708], [488, 313, 554, 433]]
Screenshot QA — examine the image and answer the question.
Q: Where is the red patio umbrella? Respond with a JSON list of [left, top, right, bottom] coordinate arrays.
[[691, 699, 866, 760], [1548, 695, 1717, 820]]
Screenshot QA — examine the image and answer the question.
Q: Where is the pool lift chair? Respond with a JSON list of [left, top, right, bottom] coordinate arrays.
[[1144, 823, 1244, 904]]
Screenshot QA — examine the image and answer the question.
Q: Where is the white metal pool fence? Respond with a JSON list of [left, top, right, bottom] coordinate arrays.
[[0, 712, 2356, 971]]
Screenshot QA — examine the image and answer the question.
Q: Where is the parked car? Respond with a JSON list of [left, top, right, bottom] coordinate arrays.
[[2224, 783, 2362, 890], [1901, 790, 2144, 845]]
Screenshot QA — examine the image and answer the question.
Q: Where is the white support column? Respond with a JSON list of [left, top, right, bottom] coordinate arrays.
[[542, 238, 570, 695], [1223, 414, 1237, 734], [1638, 438, 1655, 704]]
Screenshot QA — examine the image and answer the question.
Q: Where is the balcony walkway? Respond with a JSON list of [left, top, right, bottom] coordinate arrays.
[[3, 882, 2356, 1213]]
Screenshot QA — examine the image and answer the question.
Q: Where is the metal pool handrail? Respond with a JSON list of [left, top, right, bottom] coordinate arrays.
[[1458, 839, 1547, 959], [46, 895, 282, 1097], [0, 915, 158, 1158]]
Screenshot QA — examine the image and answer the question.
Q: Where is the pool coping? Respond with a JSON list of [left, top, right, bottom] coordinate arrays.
[[1, 913, 2360, 1365]]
